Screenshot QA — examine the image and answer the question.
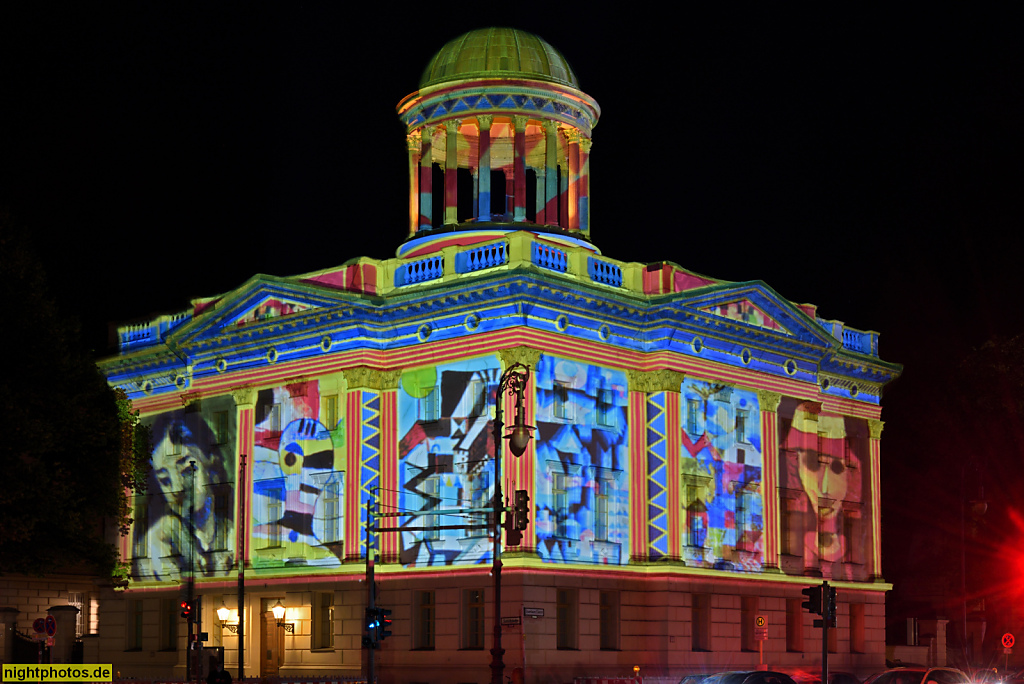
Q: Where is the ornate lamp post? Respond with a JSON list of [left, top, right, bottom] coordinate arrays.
[[491, 362, 534, 684]]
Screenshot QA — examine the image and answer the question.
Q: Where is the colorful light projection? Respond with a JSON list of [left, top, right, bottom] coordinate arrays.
[[397, 358, 500, 567], [680, 380, 763, 572], [132, 397, 237, 580], [777, 398, 870, 578], [251, 380, 345, 568], [534, 355, 628, 565]]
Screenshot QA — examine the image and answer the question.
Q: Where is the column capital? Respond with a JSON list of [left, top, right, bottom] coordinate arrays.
[[443, 119, 462, 133], [578, 137, 593, 154], [868, 419, 885, 439], [513, 115, 528, 132], [477, 114, 493, 131], [498, 346, 541, 369], [625, 369, 686, 393], [756, 389, 782, 413], [563, 127, 583, 144], [231, 386, 256, 408], [344, 366, 402, 391], [406, 130, 421, 151]]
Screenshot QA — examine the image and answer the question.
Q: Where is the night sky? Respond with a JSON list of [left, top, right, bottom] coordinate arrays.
[[4, 6, 1023, 639]]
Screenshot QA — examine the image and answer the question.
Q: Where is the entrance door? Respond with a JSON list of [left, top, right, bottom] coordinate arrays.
[[260, 611, 283, 677]]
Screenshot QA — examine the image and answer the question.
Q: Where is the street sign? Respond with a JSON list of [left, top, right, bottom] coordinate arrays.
[[755, 626, 768, 641], [523, 607, 544, 618], [44, 615, 57, 637], [32, 618, 45, 633], [1002, 633, 1015, 649], [755, 615, 766, 628], [501, 616, 521, 626]]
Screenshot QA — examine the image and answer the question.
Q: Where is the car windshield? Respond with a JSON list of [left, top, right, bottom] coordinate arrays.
[[872, 671, 926, 684]]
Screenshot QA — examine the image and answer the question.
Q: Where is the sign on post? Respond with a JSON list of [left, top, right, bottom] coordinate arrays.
[[1002, 633, 1014, 649]]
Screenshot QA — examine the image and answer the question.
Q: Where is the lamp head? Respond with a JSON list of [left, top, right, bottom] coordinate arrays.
[[506, 423, 534, 457], [217, 605, 230, 622], [272, 600, 285, 621]]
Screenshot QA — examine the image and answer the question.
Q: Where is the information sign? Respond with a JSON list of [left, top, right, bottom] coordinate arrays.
[[501, 616, 521, 626], [755, 615, 766, 627], [523, 607, 545, 618], [755, 626, 768, 641]]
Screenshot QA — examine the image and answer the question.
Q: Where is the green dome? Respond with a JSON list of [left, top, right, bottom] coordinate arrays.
[[420, 28, 579, 89]]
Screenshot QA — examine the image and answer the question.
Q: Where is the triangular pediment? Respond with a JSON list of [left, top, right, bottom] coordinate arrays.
[[176, 276, 354, 344], [673, 281, 836, 349]]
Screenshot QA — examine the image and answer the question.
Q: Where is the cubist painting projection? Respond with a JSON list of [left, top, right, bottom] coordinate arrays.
[[397, 358, 499, 567], [534, 355, 628, 565], [777, 398, 870, 579], [252, 380, 345, 568], [132, 396, 237, 581], [680, 380, 763, 572]]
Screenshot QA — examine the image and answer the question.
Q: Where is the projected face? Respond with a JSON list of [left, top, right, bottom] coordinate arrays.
[[151, 416, 217, 515], [787, 406, 860, 517]]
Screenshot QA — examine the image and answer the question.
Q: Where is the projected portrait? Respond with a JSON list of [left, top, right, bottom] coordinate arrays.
[[251, 380, 345, 568], [679, 380, 763, 571], [778, 399, 869, 577], [534, 355, 628, 565], [397, 358, 499, 567], [132, 398, 236, 580]]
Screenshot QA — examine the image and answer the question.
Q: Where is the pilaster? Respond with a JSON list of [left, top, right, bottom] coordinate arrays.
[[513, 115, 528, 221], [406, 131, 421, 237], [477, 115, 493, 220], [232, 386, 256, 568], [868, 419, 884, 579], [756, 389, 782, 572], [444, 120, 461, 225]]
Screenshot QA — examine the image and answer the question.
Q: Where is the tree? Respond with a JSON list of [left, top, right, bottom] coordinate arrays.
[[0, 210, 150, 580]]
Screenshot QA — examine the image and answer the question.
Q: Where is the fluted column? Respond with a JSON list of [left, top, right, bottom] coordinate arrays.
[[444, 120, 460, 225], [406, 131, 421, 237], [579, 137, 592, 235], [477, 115, 493, 221], [757, 390, 782, 571], [419, 126, 435, 231], [232, 387, 256, 570], [868, 419, 884, 580], [513, 115, 527, 222], [565, 128, 581, 231], [543, 120, 559, 226]]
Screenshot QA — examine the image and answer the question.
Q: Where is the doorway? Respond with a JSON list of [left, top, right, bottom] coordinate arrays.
[[259, 599, 284, 677]]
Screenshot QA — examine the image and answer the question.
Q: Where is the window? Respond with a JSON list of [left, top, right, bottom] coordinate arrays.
[[159, 598, 177, 651], [553, 382, 573, 421], [322, 478, 342, 544], [687, 500, 707, 548], [464, 589, 485, 649], [687, 398, 700, 435], [423, 476, 441, 541], [818, 498, 836, 562], [691, 593, 711, 651], [736, 447, 746, 464], [265, 486, 284, 548], [780, 495, 800, 556], [313, 592, 334, 650], [420, 386, 440, 422], [212, 487, 230, 551], [553, 472, 570, 538], [131, 495, 148, 559], [268, 404, 281, 433], [818, 431, 830, 463], [465, 471, 490, 537], [68, 592, 91, 638], [597, 389, 615, 427], [786, 598, 803, 652], [735, 483, 749, 550], [322, 394, 339, 431], [595, 477, 611, 541], [736, 409, 748, 443], [556, 588, 577, 649], [600, 591, 619, 650], [126, 599, 143, 650], [415, 591, 435, 650], [741, 596, 758, 652], [843, 510, 863, 564], [850, 603, 865, 653], [162, 515, 184, 556], [467, 379, 486, 418], [213, 411, 230, 445]]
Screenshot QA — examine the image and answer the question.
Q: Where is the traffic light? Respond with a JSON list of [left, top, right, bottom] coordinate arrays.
[[504, 514, 523, 546], [801, 584, 822, 615], [826, 584, 837, 625], [514, 489, 530, 531], [363, 607, 379, 649], [377, 607, 392, 642], [180, 599, 193, 620]]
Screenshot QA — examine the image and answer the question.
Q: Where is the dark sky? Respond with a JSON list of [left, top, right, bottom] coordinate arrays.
[[4, 6, 1023, 614]]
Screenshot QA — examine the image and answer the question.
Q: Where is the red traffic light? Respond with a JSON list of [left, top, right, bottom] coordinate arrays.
[[180, 600, 193, 619]]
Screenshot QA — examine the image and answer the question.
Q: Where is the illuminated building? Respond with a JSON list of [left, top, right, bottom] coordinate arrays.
[[96, 28, 901, 683]]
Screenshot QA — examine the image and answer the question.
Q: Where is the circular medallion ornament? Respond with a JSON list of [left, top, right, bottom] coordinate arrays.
[[555, 315, 569, 332], [216, 358, 228, 373], [598, 324, 611, 341], [142, 380, 153, 395], [464, 313, 480, 331], [266, 347, 278, 364], [740, 348, 752, 365], [175, 374, 188, 390], [320, 336, 333, 352], [692, 337, 703, 354], [850, 385, 859, 397], [417, 323, 432, 341], [820, 377, 830, 391], [784, 359, 797, 376]]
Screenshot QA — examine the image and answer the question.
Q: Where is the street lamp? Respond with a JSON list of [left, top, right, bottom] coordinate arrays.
[[491, 362, 534, 684], [217, 602, 238, 634], [271, 600, 295, 633]]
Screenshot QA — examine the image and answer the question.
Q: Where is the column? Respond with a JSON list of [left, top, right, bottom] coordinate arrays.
[[406, 131, 421, 237], [868, 419, 884, 580], [472, 166, 480, 219], [627, 372, 649, 561], [513, 115, 528, 222], [534, 165, 546, 224], [578, 137, 592, 235], [477, 115, 493, 221], [565, 128, 581, 231], [498, 346, 542, 554], [543, 120, 559, 226], [757, 390, 782, 572], [232, 387, 256, 572], [559, 159, 569, 230], [419, 126, 434, 231], [444, 120, 460, 225]]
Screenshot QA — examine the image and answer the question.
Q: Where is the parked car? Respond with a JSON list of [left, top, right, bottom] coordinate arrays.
[[866, 667, 971, 684], [785, 669, 862, 684], [701, 671, 800, 684]]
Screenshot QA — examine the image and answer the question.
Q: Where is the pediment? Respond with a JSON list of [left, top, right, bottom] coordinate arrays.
[[177, 276, 353, 344], [675, 281, 835, 348]]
